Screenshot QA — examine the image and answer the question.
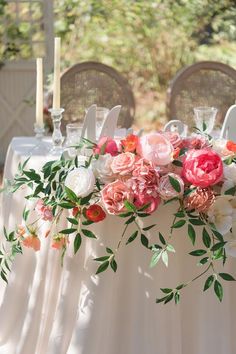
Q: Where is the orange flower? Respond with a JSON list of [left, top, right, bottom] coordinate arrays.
[[17, 225, 27, 238], [72, 206, 80, 217], [173, 147, 180, 159], [51, 234, 68, 250], [226, 140, 236, 153], [121, 134, 139, 153], [23, 235, 41, 252]]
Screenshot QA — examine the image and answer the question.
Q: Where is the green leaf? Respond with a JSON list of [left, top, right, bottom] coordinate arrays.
[[198, 257, 209, 266], [67, 217, 78, 225], [224, 186, 236, 196], [119, 212, 134, 218], [110, 258, 117, 272], [174, 211, 185, 218], [214, 280, 223, 302], [81, 229, 97, 239], [137, 212, 150, 217], [65, 186, 79, 202], [160, 288, 172, 294], [164, 292, 174, 304], [188, 224, 196, 245], [124, 200, 136, 212], [204, 275, 214, 291], [174, 292, 180, 304], [82, 220, 94, 226], [211, 229, 224, 242], [202, 228, 211, 248], [172, 220, 186, 228], [60, 228, 77, 234], [141, 234, 149, 248], [23, 208, 30, 221], [189, 218, 205, 226], [94, 256, 110, 262], [183, 187, 197, 196], [58, 202, 75, 209], [74, 233, 82, 254], [80, 192, 93, 205], [156, 296, 168, 304], [143, 224, 156, 231], [189, 249, 207, 256], [169, 175, 181, 192], [219, 273, 236, 281], [211, 242, 226, 252], [96, 260, 109, 274], [150, 250, 161, 268], [106, 248, 113, 254], [162, 251, 168, 267], [172, 160, 183, 167], [166, 244, 175, 253], [125, 216, 135, 225], [1, 271, 8, 283], [159, 232, 166, 245], [126, 230, 138, 245]]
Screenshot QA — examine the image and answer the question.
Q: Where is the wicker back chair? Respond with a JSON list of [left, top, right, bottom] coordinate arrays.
[[47, 61, 135, 132], [167, 61, 236, 129]]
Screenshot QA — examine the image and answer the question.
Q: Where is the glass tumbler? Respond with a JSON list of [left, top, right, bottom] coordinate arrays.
[[193, 106, 218, 134]]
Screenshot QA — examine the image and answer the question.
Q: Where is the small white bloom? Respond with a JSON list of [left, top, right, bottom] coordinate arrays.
[[92, 154, 115, 183], [65, 167, 95, 198], [212, 139, 234, 158], [208, 196, 236, 235]]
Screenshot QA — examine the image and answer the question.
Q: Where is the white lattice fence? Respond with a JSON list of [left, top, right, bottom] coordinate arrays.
[[0, 0, 53, 164]]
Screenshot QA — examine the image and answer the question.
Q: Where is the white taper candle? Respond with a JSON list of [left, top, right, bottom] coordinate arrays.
[[36, 58, 44, 128], [53, 37, 61, 109]]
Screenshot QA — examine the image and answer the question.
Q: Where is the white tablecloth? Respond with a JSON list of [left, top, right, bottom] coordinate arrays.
[[0, 137, 236, 354]]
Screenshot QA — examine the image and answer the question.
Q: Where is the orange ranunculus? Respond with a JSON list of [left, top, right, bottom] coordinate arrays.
[[72, 206, 80, 217], [173, 147, 180, 159], [85, 204, 106, 222], [23, 235, 41, 252], [226, 140, 236, 153], [51, 234, 68, 250], [121, 134, 139, 153]]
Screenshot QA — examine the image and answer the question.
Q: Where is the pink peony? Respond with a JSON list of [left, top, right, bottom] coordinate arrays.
[[94, 137, 118, 156], [101, 180, 134, 215], [35, 200, 53, 221], [182, 149, 223, 188], [137, 133, 173, 166], [134, 193, 160, 214], [111, 152, 136, 176], [162, 131, 182, 148], [131, 158, 159, 196], [158, 173, 184, 200]]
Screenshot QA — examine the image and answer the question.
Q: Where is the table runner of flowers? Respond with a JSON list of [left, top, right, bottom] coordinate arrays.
[[1, 130, 236, 305]]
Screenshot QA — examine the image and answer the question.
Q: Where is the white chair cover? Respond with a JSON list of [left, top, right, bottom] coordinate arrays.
[[220, 104, 236, 141]]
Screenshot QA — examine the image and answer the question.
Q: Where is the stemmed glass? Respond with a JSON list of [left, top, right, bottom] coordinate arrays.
[[65, 123, 83, 158], [193, 106, 218, 134]]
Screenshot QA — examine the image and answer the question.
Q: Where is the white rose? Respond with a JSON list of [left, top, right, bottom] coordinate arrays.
[[92, 154, 115, 183], [208, 196, 236, 235], [65, 167, 95, 197], [224, 164, 236, 183]]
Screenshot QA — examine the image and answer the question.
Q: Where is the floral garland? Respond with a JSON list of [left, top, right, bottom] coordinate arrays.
[[1, 131, 236, 305]]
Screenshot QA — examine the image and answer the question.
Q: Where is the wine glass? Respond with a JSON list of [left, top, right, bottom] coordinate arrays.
[[65, 123, 83, 157], [193, 106, 218, 134]]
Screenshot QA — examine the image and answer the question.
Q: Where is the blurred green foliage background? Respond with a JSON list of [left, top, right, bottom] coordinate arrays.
[[1, 0, 236, 128]]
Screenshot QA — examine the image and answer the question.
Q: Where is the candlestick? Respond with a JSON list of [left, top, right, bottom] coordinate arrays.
[[53, 37, 61, 110], [36, 58, 44, 128], [49, 107, 64, 155]]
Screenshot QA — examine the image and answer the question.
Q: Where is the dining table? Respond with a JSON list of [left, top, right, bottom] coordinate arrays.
[[0, 136, 236, 354]]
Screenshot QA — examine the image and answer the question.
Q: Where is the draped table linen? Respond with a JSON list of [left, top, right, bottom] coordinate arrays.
[[0, 137, 236, 354]]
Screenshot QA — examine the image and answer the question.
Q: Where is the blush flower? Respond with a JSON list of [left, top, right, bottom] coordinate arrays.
[[85, 204, 106, 222], [162, 131, 182, 148], [158, 173, 184, 200], [137, 133, 174, 166], [23, 235, 41, 252], [121, 134, 140, 153], [35, 200, 53, 221], [101, 180, 134, 215], [182, 149, 223, 188], [184, 187, 215, 213], [131, 158, 159, 196], [134, 193, 160, 214], [111, 152, 136, 176], [94, 137, 118, 156]]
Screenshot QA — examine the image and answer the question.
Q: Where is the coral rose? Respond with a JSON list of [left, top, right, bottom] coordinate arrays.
[[182, 149, 223, 188], [184, 187, 215, 213], [121, 134, 140, 153], [137, 133, 173, 166], [111, 152, 136, 176], [158, 173, 184, 200], [101, 180, 134, 215], [94, 137, 118, 156], [85, 204, 106, 222]]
